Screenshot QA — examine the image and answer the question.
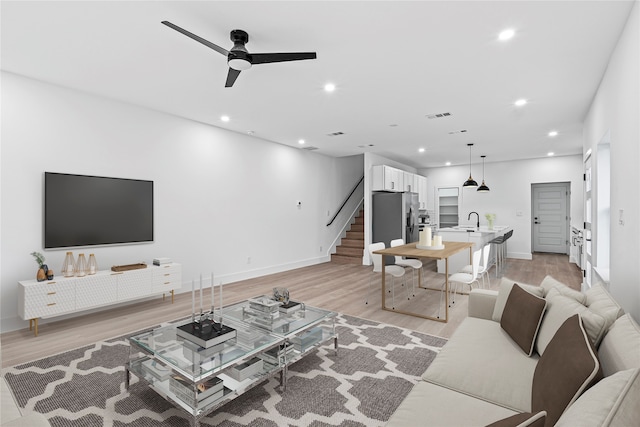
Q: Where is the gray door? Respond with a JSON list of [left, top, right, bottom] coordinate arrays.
[[532, 182, 570, 254]]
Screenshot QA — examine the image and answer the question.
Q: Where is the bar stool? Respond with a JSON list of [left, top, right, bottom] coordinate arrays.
[[490, 230, 513, 277]]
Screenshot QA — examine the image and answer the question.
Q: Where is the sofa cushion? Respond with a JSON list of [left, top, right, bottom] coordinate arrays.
[[555, 368, 640, 427], [385, 380, 519, 427], [492, 278, 544, 322], [539, 275, 586, 304], [423, 317, 537, 412], [535, 288, 606, 355], [532, 314, 603, 427], [585, 283, 625, 334], [485, 411, 546, 427], [501, 284, 546, 356], [598, 314, 640, 377]]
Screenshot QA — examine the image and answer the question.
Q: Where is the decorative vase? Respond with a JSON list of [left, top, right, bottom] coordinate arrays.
[[46, 269, 54, 280], [37, 268, 46, 282], [75, 253, 88, 277], [488, 219, 494, 230], [88, 254, 98, 275], [62, 252, 76, 277]]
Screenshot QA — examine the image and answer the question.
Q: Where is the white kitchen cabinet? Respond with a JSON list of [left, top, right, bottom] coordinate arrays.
[[417, 175, 428, 209], [18, 263, 181, 336], [372, 165, 404, 192], [403, 171, 419, 193]]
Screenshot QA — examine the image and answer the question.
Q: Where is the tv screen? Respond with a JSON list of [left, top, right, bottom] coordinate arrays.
[[44, 172, 154, 248]]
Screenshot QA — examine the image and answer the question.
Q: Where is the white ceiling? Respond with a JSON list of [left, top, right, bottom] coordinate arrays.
[[1, 1, 635, 168]]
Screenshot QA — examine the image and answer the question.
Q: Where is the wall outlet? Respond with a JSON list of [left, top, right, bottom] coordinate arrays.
[[320, 246, 323, 252], [247, 257, 251, 264]]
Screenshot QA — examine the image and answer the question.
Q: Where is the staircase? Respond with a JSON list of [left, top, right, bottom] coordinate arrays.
[[331, 209, 364, 265]]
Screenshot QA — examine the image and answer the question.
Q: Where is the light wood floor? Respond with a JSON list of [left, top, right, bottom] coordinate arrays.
[[1, 253, 581, 368]]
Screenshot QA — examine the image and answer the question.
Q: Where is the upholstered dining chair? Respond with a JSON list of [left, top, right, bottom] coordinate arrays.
[[390, 238, 422, 298], [368, 242, 407, 309]]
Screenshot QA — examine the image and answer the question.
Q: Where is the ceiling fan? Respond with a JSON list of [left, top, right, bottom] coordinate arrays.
[[161, 21, 317, 87]]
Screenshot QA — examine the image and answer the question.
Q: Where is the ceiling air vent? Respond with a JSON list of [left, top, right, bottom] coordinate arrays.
[[327, 131, 344, 137], [301, 146, 319, 151], [426, 112, 452, 119], [448, 129, 468, 134]]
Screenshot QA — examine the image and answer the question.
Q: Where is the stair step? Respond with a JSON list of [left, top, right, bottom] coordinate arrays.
[[350, 224, 364, 232], [341, 238, 364, 248], [331, 254, 362, 265], [346, 230, 364, 240], [354, 216, 364, 225], [336, 246, 363, 257]]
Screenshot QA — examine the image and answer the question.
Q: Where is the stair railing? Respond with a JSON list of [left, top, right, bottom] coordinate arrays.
[[326, 175, 364, 226]]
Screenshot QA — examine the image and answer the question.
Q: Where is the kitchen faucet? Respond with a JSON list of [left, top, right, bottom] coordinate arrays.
[[468, 211, 479, 229]]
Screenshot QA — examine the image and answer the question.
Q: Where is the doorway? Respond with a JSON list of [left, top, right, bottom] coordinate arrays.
[[532, 182, 570, 254]]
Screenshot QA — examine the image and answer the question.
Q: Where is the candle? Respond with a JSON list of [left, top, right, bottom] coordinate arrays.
[[199, 274, 203, 315], [435, 235, 443, 246], [425, 227, 432, 247], [211, 273, 215, 312], [191, 279, 195, 321]]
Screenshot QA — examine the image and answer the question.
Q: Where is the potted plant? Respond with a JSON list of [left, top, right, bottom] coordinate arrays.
[[31, 251, 53, 281]]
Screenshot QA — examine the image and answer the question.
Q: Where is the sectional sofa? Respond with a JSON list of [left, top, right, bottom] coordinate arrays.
[[386, 276, 640, 427]]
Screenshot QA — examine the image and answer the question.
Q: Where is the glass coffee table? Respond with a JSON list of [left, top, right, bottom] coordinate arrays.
[[125, 298, 337, 427]]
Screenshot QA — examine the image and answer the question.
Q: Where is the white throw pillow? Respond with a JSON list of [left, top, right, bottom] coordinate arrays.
[[555, 368, 640, 427], [535, 288, 606, 355], [492, 278, 544, 322], [539, 275, 586, 304], [598, 314, 640, 377]]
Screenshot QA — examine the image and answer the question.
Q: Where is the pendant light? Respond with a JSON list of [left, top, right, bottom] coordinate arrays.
[[463, 143, 478, 188], [477, 155, 490, 192]]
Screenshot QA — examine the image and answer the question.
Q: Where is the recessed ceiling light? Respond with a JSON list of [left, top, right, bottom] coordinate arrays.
[[324, 83, 336, 92], [498, 28, 515, 41], [220, 115, 230, 122], [514, 99, 527, 107], [548, 130, 558, 137], [298, 139, 305, 145], [445, 162, 451, 166], [418, 148, 425, 153], [547, 152, 555, 156]]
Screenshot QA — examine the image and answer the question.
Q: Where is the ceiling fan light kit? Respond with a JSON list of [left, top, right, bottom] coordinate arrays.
[[463, 143, 478, 188], [161, 21, 317, 87], [477, 155, 490, 192]]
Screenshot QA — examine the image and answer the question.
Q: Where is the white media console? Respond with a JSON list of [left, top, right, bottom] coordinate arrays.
[[18, 263, 181, 336]]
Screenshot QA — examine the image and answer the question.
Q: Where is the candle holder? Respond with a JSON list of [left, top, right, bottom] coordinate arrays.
[[75, 254, 88, 277], [88, 254, 98, 275], [62, 252, 75, 277]]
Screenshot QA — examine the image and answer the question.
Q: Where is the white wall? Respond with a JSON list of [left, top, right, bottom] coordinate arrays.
[[421, 155, 584, 261], [0, 72, 363, 332], [583, 2, 639, 320]]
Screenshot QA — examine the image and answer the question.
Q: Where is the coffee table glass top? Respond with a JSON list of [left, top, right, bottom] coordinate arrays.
[[129, 318, 281, 379], [220, 298, 336, 337]]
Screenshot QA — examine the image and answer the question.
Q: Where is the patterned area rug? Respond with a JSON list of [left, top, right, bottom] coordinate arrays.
[[3, 314, 446, 426]]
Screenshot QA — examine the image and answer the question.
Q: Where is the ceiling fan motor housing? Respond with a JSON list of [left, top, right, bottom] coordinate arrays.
[[228, 29, 252, 70]]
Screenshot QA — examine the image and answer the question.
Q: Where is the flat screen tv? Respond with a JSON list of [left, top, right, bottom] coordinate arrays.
[[44, 172, 154, 249]]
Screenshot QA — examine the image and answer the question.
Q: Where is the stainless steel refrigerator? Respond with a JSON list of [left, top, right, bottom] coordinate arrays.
[[372, 192, 419, 264]]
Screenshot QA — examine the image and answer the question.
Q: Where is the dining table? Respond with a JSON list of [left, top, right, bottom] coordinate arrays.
[[372, 241, 474, 323]]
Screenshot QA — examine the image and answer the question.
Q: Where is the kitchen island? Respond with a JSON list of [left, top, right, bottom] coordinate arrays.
[[436, 226, 512, 276]]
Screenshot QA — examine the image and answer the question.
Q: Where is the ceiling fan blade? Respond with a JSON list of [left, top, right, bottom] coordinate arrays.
[[161, 21, 229, 56], [225, 68, 241, 87], [251, 52, 317, 65]]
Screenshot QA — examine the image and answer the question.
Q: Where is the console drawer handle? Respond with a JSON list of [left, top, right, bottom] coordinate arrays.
[[47, 303, 57, 306], [47, 292, 56, 295]]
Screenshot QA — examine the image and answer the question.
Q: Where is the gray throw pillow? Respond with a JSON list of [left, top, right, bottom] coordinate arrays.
[[500, 284, 547, 356], [532, 314, 603, 427]]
